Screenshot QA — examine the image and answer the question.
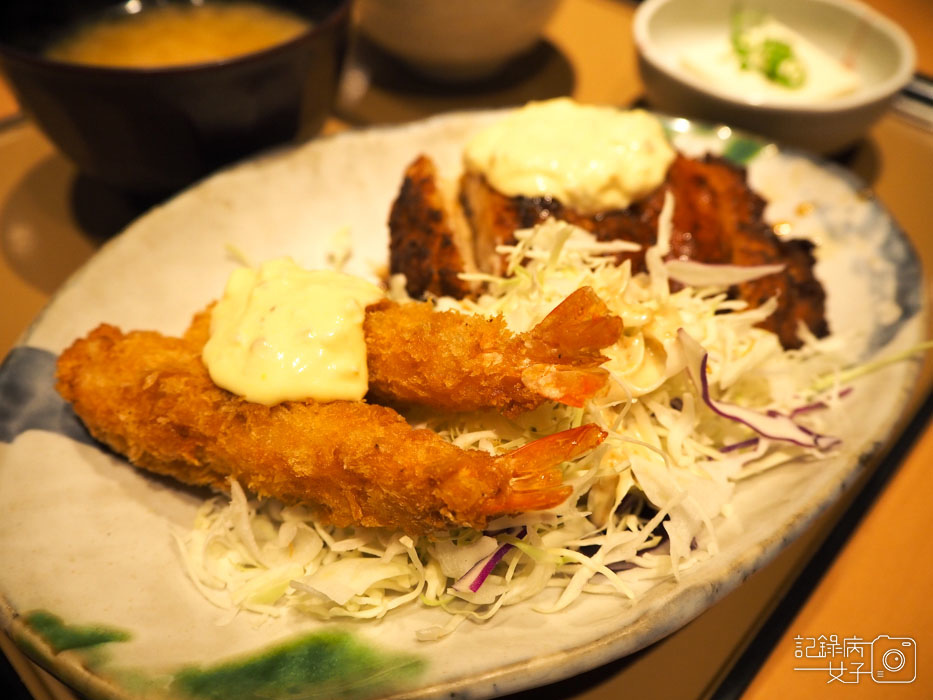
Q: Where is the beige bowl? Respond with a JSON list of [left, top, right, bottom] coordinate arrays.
[[633, 0, 915, 153], [356, 0, 560, 82]]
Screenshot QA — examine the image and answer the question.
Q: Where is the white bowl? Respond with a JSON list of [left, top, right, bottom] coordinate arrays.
[[356, 0, 560, 82], [633, 0, 915, 153]]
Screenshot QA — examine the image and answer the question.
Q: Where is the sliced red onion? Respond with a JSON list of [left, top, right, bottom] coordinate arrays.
[[452, 528, 525, 594], [677, 329, 839, 451], [665, 260, 785, 287], [790, 387, 854, 418], [720, 437, 761, 453]]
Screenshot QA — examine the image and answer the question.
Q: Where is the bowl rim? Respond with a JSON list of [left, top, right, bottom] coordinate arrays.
[[0, 0, 351, 77], [632, 0, 916, 114]]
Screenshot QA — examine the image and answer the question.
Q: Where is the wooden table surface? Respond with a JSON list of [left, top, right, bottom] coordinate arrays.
[[1, 1, 932, 698]]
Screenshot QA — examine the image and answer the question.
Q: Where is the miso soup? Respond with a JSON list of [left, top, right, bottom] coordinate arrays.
[[46, 2, 311, 68]]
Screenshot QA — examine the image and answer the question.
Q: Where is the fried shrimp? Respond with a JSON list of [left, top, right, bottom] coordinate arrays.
[[184, 285, 623, 416], [56, 324, 606, 534], [365, 286, 623, 416]]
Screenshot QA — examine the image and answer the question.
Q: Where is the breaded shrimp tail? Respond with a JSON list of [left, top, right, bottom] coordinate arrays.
[[365, 286, 623, 417], [56, 324, 606, 535]]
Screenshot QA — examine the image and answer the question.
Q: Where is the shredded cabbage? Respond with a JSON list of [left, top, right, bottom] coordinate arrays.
[[176, 202, 859, 639]]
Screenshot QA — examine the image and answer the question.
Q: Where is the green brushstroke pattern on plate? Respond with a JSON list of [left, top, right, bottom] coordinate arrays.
[[171, 629, 425, 700], [23, 610, 131, 653], [661, 120, 763, 165], [723, 137, 764, 164]]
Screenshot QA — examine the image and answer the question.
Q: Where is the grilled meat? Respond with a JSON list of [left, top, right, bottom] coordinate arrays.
[[459, 168, 662, 277], [388, 155, 476, 299], [390, 153, 828, 349]]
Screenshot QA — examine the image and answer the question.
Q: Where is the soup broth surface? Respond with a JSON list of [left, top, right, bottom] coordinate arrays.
[[46, 2, 311, 68]]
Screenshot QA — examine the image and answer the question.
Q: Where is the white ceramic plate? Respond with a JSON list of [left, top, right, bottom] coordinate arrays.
[[0, 110, 925, 700]]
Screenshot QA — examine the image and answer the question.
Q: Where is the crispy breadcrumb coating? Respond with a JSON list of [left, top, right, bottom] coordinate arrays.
[[56, 324, 605, 534], [365, 287, 622, 416], [183, 286, 622, 416]]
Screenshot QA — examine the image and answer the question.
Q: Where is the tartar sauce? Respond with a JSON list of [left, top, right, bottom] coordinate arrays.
[[606, 306, 684, 397], [464, 98, 676, 214], [681, 18, 860, 103], [202, 258, 384, 405]]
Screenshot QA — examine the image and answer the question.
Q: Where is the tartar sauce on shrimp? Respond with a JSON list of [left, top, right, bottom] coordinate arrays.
[[464, 98, 675, 214], [203, 257, 384, 405]]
